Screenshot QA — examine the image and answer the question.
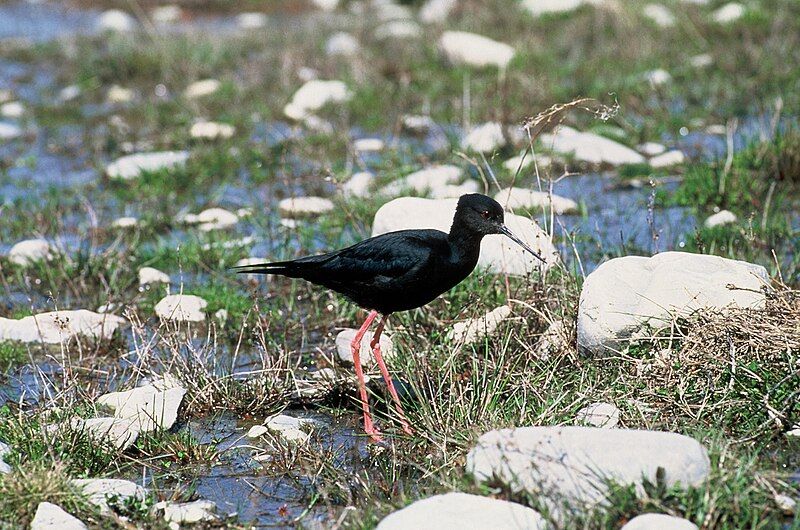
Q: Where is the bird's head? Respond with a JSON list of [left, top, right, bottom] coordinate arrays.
[[454, 193, 546, 263]]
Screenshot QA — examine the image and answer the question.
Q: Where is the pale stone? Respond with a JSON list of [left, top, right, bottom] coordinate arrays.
[[439, 31, 515, 69], [0, 440, 11, 474], [377, 492, 547, 530], [521, 0, 586, 17], [247, 425, 269, 438], [278, 197, 335, 218], [576, 402, 620, 428], [637, 142, 666, 156], [343, 171, 374, 197], [374, 2, 413, 21], [97, 10, 136, 32], [70, 417, 139, 450], [447, 305, 511, 344], [190, 121, 235, 140], [326, 32, 359, 57], [375, 20, 422, 40], [467, 426, 710, 512], [154, 294, 207, 322], [265, 414, 316, 443], [539, 126, 645, 166], [622, 514, 698, 530], [72, 479, 146, 515], [184, 79, 221, 99], [311, 0, 339, 11], [713, 3, 745, 23], [372, 197, 558, 275], [401, 114, 435, 134], [690, 54, 713, 68], [0, 310, 125, 344], [646, 69, 672, 86], [157, 500, 217, 524], [192, 207, 239, 231], [704, 210, 737, 228], [650, 150, 685, 168], [336, 328, 394, 366], [462, 122, 506, 153], [536, 319, 570, 359], [284, 80, 351, 120], [429, 181, 480, 199], [775, 494, 797, 515], [380, 165, 462, 196], [494, 187, 578, 215], [97, 377, 186, 432], [138, 267, 170, 286], [0, 121, 21, 139], [9, 238, 53, 266], [354, 138, 385, 152], [106, 85, 134, 104], [151, 5, 181, 23], [643, 4, 675, 27], [502, 153, 551, 172], [236, 12, 267, 29], [419, 0, 457, 24], [0, 101, 24, 119], [577, 252, 769, 355], [31, 502, 87, 530], [112, 216, 138, 228], [107, 151, 188, 180]]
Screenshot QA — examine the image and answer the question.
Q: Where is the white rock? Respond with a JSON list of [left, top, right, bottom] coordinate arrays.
[[264, 414, 315, 443], [106, 85, 134, 104], [381, 165, 462, 196], [184, 79, 221, 99], [157, 500, 217, 524], [354, 138, 385, 152], [236, 12, 267, 29], [643, 4, 675, 27], [462, 122, 506, 153], [0, 121, 22, 139], [447, 305, 511, 344], [646, 68, 672, 86], [494, 187, 578, 215], [374, 2, 413, 21], [419, 0, 457, 24], [575, 402, 620, 428], [138, 267, 170, 286], [97, 9, 136, 32], [190, 121, 235, 140], [284, 80, 351, 120], [72, 478, 146, 515], [704, 209, 737, 228], [343, 171, 374, 197], [326, 32, 359, 57], [278, 197, 335, 218], [70, 417, 139, 450], [311, 0, 339, 11], [637, 142, 666, 156], [191, 207, 239, 231], [247, 424, 269, 438], [622, 514, 698, 530], [31, 502, 87, 530], [336, 328, 394, 366], [775, 494, 797, 515], [690, 53, 713, 68], [705, 124, 727, 135], [439, 31, 515, 69], [521, 0, 586, 17], [0, 101, 24, 119], [376, 492, 547, 530], [502, 153, 551, 172], [106, 151, 189, 180], [375, 19, 422, 40], [97, 377, 186, 432], [539, 126, 645, 166], [650, 150, 685, 167], [151, 5, 182, 23], [154, 294, 207, 322], [0, 440, 11, 474], [401, 114, 435, 135], [429, 181, 480, 199], [0, 310, 125, 344], [373, 197, 558, 275], [535, 319, 569, 359], [112, 216, 138, 228], [713, 2, 745, 23], [577, 252, 769, 355], [9, 238, 53, 266], [466, 426, 710, 512]]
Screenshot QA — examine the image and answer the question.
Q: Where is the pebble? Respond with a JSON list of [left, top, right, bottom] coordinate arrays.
[[521, 0, 586, 17], [106, 85, 134, 104], [106, 151, 189, 180], [621, 514, 698, 530], [326, 32, 359, 57], [447, 305, 512, 344], [72, 478, 146, 515], [401, 114, 435, 135], [151, 5, 182, 24], [429, 181, 480, 199], [278, 197, 335, 218], [643, 4, 675, 27], [156, 499, 217, 524], [138, 267, 170, 286], [494, 187, 578, 215], [97, 376, 186, 433], [0, 310, 125, 344], [354, 138, 385, 152], [9, 238, 53, 266], [284, 80, 351, 121], [419, 0, 457, 24], [462, 122, 506, 153], [0, 440, 11, 474], [704, 209, 737, 228], [335, 328, 394, 366], [236, 12, 267, 29], [97, 9, 136, 32], [439, 31, 515, 69], [111, 216, 139, 228], [690, 54, 713, 68], [69, 417, 139, 450], [186, 207, 239, 231], [775, 494, 797, 515], [650, 150, 685, 168], [575, 402, 620, 428], [154, 294, 208, 322], [184, 79, 221, 99], [190, 121, 235, 140], [637, 142, 666, 156], [343, 171, 374, 197], [374, 19, 422, 40], [0, 121, 22, 140], [646, 69, 672, 86], [539, 126, 645, 166], [713, 2, 745, 23], [31, 502, 88, 530], [381, 165, 462, 196], [0, 101, 24, 118]]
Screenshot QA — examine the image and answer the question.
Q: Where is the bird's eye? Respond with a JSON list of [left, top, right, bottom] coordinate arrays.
[[481, 210, 490, 219]]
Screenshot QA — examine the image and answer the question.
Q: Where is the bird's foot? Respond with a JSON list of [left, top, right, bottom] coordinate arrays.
[[400, 422, 414, 436]]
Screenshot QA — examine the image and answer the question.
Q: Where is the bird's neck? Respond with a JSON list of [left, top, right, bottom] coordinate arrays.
[[447, 223, 484, 261]]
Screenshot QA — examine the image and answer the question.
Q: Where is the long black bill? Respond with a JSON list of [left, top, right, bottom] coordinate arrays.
[[499, 224, 547, 264]]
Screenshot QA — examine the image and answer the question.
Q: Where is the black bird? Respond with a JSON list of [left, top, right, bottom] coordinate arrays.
[[234, 193, 545, 441]]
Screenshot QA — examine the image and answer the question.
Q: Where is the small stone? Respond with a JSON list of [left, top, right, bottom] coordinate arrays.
[[0, 440, 11, 474], [419, 0, 457, 24], [343, 171, 374, 198], [247, 425, 269, 438], [650, 150, 685, 168], [107, 151, 189, 180], [311, 0, 339, 11], [0, 122, 22, 140], [401, 114, 435, 135], [106, 85, 134, 104], [374, 19, 422, 40], [621, 514, 698, 530], [72, 479, 146, 515], [112, 216, 138, 228], [494, 187, 578, 215], [265, 414, 316, 443], [704, 210, 737, 228], [191, 207, 239, 231], [157, 500, 217, 524], [646, 69, 672, 86], [190, 121, 235, 140], [521, 0, 586, 17], [0, 310, 125, 344], [713, 3, 745, 23], [97, 377, 186, 432], [381, 165, 462, 196], [690, 54, 713, 68], [642, 4, 675, 27], [0, 101, 24, 119], [775, 494, 797, 515], [70, 417, 140, 450], [439, 31, 515, 69], [236, 12, 267, 29], [336, 328, 394, 366], [154, 294, 208, 322], [278, 197, 335, 218], [637, 142, 666, 156], [576, 402, 620, 428], [151, 5, 181, 23], [31, 502, 87, 530], [214, 309, 228, 322], [429, 181, 480, 199], [502, 153, 551, 172], [536, 319, 570, 359], [138, 267, 170, 286], [326, 32, 359, 57], [447, 305, 511, 344], [97, 9, 136, 32], [462, 122, 506, 153], [354, 138, 385, 153], [539, 126, 645, 166], [284, 80, 351, 121], [9, 239, 53, 266], [184, 79, 221, 99]]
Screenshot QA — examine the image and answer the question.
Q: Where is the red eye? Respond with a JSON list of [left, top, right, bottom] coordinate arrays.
[[481, 210, 490, 218]]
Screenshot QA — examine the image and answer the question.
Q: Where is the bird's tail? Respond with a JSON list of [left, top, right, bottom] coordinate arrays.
[[230, 260, 304, 278]]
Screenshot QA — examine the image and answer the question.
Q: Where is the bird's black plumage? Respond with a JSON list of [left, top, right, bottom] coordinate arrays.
[[233, 193, 544, 314]]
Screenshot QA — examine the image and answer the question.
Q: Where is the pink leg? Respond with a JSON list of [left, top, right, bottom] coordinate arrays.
[[351, 310, 382, 442], [371, 316, 413, 436]]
